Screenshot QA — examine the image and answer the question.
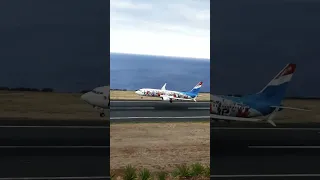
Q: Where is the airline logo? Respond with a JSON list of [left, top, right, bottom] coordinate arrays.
[[193, 81, 203, 89], [275, 63, 296, 79], [270, 63, 296, 86]]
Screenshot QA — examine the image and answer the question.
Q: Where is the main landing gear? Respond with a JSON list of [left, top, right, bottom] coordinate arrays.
[[169, 99, 173, 103], [100, 112, 105, 117]]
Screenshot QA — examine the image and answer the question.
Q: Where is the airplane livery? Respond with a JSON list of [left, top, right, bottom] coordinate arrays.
[[81, 85, 110, 117], [135, 81, 203, 103], [210, 63, 310, 126]]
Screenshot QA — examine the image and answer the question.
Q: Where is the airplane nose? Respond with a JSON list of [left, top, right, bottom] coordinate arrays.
[[135, 90, 140, 95], [81, 93, 90, 102]]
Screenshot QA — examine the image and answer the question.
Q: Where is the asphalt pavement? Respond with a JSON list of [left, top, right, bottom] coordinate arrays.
[[211, 122, 320, 179], [110, 100, 210, 122], [0, 118, 110, 179], [6, 100, 320, 179]]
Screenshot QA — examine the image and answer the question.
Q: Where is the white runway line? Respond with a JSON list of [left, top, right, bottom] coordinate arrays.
[[248, 146, 320, 149], [211, 174, 320, 178], [188, 107, 209, 110], [111, 107, 155, 110], [110, 116, 210, 120], [111, 101, 209, 103], [111, 107, 209, 110], [0, 176, 109, 180]]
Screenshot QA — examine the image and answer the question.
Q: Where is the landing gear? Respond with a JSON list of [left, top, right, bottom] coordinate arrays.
[[169, 99, 173, 103], [95, 107, 105, 118]]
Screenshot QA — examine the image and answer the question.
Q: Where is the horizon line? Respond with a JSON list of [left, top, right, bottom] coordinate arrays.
[[110, 52, 210, 60]]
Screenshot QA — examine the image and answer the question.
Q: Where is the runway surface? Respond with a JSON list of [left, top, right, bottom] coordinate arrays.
[[0, 118, 109, 179], [110, 100, 209, 122], [211, 122, 320, 179]]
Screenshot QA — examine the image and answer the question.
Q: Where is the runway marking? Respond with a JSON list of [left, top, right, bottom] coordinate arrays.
[[211, 127, 320, 130], [111, 107, 155, 110], [0, 146, 110, 148], [0, 126, 108, 129], [211, 174, 320, 178], [0, 176, 109, 180], [188, 107, 209, 110], [110, 116, 210, 120], [111, 101, 209, 103], [111, 107, 209, 110], [248, 145, 320, 149]]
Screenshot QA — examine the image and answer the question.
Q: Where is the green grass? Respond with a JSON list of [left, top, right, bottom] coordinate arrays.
[[111, 163, 210, 180]]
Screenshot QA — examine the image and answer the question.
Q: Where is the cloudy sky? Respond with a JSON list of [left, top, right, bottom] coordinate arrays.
[[110, 0, 210, 59]]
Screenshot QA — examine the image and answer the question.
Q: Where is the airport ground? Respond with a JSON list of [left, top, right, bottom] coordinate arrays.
[[1, 90, 319, 122], [110, 122, 210, 173], [2, 90, 320, 178]]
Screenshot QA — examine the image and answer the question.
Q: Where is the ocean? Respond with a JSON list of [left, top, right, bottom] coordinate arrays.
[[0, 52, 210, 93], [110, 53, 210, 92]]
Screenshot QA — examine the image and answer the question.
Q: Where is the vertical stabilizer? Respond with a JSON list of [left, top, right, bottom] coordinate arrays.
[[257, 63, 296, 104], [189, 81, 203, 95]]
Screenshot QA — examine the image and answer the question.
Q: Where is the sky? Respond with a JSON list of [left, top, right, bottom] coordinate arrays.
[[110, 0, 210, 59]]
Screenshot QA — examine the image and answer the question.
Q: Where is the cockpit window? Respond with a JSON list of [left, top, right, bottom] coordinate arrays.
[[92, 90, 103, 94]]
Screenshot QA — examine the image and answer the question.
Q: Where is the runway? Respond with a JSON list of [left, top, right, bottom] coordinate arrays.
[[211, 122, 320, 179], [0, 119, 109, 179], [110, 100, 210, 122]]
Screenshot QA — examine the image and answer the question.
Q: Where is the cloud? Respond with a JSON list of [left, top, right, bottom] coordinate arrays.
[[110, 0, 210, 59]]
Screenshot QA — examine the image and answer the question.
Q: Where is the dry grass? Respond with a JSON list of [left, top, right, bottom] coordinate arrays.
[[110, 90, 210, 101], [0, 90, 98, 120], [275, 99, 320, 123], [110, 122, 210, 173], [0, 90, 319, 122]]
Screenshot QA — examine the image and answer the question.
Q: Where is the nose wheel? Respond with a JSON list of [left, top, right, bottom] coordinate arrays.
[[100, 113, 105, 117]]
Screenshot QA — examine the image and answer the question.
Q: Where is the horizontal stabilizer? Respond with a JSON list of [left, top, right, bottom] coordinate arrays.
[[270, 106, 311, 111], [211, 114, 264, 122]]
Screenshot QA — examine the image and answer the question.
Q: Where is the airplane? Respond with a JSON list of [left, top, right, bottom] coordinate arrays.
[[135, 81, 203, 103], [80, 85, 110, 117], [210, 63, 310, 126]]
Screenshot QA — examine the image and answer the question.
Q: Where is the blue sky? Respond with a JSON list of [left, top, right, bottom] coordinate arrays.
[[110, 0, 210, 59]]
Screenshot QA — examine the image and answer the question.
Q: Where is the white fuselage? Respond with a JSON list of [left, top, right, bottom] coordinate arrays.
[[81, 86, 110, 109], [135, 88, 194, 100], [210, 95, 262, 118]]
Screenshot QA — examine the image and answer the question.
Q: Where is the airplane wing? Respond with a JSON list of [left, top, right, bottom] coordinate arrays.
[[270, 106, 311, 111], [210, 114, 276, 126], [172, 97, 194, 101], [160, 95, 196, 101], [168, 96, 196, 101]]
